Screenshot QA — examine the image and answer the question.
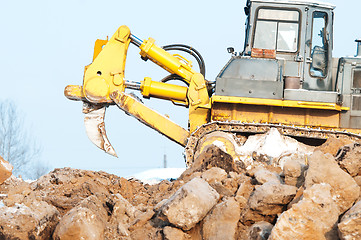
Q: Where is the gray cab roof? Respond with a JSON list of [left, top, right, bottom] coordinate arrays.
[[250, 0, 336, 10]]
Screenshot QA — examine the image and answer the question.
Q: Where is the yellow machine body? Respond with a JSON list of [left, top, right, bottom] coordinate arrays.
[[211, 96, 347, 129], [65, 20, 361, 161]]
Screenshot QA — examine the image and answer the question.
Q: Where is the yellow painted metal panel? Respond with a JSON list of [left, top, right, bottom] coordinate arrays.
[[93, 39, 108, 61], [211, 102, 341, 128], [189, 107, 210, 133], [307, 109, 339, 127], [212, 95, 349, 111], [83, 26, 130, 103]]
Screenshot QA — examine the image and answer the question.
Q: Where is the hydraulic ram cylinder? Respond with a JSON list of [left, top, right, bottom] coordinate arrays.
[[141, 77, 188, 103]]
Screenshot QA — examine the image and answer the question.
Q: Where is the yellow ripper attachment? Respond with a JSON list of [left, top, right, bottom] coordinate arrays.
[[65, 25, 211, 156], [65, 86, 190, 156], [64, 26, 132, 156], [82, 103, 117, 157]]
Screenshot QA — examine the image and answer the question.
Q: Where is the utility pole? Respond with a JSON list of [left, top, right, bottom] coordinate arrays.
[[163, 154, 167, 168]]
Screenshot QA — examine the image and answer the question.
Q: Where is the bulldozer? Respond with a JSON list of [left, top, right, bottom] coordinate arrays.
[[65, 0, 361, 166]]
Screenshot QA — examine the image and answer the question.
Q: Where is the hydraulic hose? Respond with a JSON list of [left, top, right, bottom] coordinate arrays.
[[161, 44, 214, 96], [162, 44, 206, 77]]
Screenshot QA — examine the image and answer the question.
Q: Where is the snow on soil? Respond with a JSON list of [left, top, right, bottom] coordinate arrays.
[[127, 128, 313, 183], [0, 201, 31, 215], [237, 128, 300, 157], [129, 168, 186, 184], [235, 128, 313, 168], [212, 140, 228, 153]]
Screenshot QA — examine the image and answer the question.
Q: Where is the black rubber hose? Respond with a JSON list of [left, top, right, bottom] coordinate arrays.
[[160, 44, 214, 96], [162, 44, 206, 77], [163, 47, 205, 77], [160, 74, 189, 85]]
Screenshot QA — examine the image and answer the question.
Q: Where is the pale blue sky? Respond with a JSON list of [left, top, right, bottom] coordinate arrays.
[[0, 0, 360, 177]]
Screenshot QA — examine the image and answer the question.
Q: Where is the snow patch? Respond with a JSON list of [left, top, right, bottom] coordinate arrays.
[[129, 168, 186, 185], [0, 203, 31, 215], [235, 128, 313, 168], [212, 140, 227, 152], [25, 179, 36, 183]]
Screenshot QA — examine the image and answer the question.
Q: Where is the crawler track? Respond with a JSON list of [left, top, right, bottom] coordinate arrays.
[[185, 121, 361, 166]]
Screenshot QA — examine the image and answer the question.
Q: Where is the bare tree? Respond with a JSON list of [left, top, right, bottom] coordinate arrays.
[[33, 160, 51, 179], [0, 100, 45, 179]]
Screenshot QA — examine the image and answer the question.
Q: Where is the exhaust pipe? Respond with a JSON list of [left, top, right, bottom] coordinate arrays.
[[356, 39, 361, 57]]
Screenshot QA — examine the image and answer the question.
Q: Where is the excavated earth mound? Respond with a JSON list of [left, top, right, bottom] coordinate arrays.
[[1, 135, 361, 239]]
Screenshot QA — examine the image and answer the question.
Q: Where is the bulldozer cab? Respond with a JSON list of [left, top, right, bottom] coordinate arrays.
[[216, 0, 336, 102]]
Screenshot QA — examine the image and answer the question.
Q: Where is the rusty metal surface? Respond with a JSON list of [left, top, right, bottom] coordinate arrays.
[[83, 103, 117, 157], [184, 121, 361, 166], [64, 85, 85, 101], [251, 48, 276, 59]]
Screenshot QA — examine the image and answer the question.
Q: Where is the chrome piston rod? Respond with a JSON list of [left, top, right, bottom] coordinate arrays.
[[124, 80, 141, 90], [130, 34, 143, 47]]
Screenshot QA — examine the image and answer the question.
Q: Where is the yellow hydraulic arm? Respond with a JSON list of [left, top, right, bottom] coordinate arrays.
[[64, 25, 211, 156]]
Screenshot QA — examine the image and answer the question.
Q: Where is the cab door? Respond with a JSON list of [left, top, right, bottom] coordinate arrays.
[[303, 8, 333, 91]]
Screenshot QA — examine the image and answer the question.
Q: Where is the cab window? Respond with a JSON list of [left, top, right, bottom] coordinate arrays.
[[310, 11, 328, 78], [253, 8, 300, 52]]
